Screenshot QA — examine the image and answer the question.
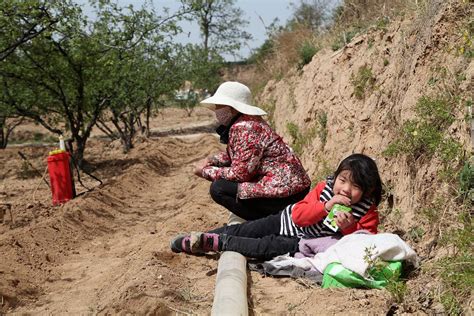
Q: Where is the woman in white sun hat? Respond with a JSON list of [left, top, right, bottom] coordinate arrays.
[[194, 81, 311, 221]]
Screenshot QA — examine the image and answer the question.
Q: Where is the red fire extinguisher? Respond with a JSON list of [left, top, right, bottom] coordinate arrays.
[[47, 149, 74, 206]]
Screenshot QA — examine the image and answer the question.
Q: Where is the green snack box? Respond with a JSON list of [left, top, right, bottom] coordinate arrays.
[[323, 204, 352, 232]]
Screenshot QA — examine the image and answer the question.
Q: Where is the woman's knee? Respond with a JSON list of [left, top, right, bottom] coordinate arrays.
[[209, 179, 236, 202], [209, 180, 221, 201]]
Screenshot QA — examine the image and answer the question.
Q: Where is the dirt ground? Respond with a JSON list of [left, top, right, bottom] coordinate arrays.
[[1, 108, 395, 314]]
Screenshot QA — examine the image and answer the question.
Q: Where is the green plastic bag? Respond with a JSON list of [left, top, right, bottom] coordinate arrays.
[[322, 261, 402, 289]]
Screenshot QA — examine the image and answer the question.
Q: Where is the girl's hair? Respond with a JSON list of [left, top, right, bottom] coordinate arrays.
[[334, 153, 383, 205]]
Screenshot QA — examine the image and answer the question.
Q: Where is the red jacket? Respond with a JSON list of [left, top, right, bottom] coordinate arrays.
[[291, 181, 379, 234]]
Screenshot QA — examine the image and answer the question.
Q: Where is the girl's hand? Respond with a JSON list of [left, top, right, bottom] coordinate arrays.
[[335, 212, 356, 230], [194, 158, 211, 177], [325, 194, 351, 211]]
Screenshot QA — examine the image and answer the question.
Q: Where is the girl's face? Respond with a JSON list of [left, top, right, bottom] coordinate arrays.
[[333, 170, 364, 204]]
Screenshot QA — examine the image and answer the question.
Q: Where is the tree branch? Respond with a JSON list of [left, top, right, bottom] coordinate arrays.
[[96, 119, 118, 140], [0, 7, 57, 61]]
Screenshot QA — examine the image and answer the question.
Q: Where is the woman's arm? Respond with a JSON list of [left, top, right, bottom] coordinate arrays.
[[208, 151, 231, 167], [202, 122, 265, 182]]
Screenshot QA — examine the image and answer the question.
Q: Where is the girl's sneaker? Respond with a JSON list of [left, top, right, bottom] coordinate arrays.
[[170, 234, 193, 253], [201, 233, 220, 252], [170, 232, 220, 254]]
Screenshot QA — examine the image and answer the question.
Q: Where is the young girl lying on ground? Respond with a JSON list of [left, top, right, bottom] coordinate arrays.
[[170, 153, 383, 260]]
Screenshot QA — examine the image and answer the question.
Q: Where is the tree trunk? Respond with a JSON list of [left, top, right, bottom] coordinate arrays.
[[0, 116, 24, 149], [137, 116, 145, 135], [123, 113, 136, 153], [110, 112, 137, 154], [0, 119, 6, 149], [119, 122, 134, 153], [97, 119, 118, 141], [201, 1, 212, 59], [145, 98, 151, 138], [121, 135, 133, 153], [185, 106, 194, 117], [73, 136, 86, 169]]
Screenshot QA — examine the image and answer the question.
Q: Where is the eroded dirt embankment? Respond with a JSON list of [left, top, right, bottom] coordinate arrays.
[[255, 2, 472, 312]]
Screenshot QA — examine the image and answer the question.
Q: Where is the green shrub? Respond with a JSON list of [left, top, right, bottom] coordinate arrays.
[[440, 292, 463, 315], [317, 112, 328, 145], [367, 37, 374, 49], [287, 122, 300, 141], [459, 158, 474, 200], [312, 157, 333, 185], [437, 208, 473, 314], [383, 96, 461, 170], [287, 122, 303, 155], [465, 99, 473, 122], [385, 278, 408, 304], [407, 226, 424, 243], [457, 20, 473, 58], [416, 96, 455, 128], [247, 38, 274, 64], [33, 132, 43, 141], [286, 122, 318, 156], [297, 40, 318, 69], [376, 17, 390, 30], [351, 65, 376, 99], [363, 245, 408, 303], [261, 99, 277, 128], [419, 199, 442, 224], [384, 121, 443, 157], [438, 139, 464, 180]]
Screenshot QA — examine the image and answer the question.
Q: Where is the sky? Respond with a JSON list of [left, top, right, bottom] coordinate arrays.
[[76, 0, 295, 61]]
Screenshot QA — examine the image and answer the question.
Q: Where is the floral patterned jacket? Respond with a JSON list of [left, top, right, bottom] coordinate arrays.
[[202, 115, 311, 199]]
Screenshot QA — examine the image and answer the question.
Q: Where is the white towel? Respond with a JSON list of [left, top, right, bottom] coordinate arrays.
[[309, 233, 419, 276]]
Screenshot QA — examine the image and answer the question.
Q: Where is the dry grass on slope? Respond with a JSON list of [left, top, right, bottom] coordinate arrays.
[[248, 0, 452, 95]]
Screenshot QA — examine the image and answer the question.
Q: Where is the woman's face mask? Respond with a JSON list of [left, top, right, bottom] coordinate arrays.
[[214, 106, 234, 125]]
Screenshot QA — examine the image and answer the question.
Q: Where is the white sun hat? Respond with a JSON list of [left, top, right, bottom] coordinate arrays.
[[200, 81, 267, 116]]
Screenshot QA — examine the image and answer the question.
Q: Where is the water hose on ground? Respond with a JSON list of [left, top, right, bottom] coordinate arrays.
[[211, 212, 248, 315]]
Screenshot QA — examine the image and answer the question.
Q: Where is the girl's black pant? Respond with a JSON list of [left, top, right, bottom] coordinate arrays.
[[209, 210, 299, 260]]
